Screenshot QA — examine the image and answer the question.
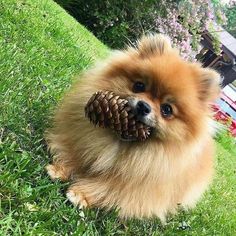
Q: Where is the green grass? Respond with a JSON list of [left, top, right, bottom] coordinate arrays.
[[0, 0, 236, 235]]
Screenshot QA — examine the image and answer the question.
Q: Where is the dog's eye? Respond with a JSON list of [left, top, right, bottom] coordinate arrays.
[[133, 81, 145, 93], [160, 103, 173, 118]]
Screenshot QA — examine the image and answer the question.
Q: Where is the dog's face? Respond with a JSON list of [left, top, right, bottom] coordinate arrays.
[[94, 35, 220, 142]]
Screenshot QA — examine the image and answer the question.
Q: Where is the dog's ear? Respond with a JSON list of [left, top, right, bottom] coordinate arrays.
[[137, 34, 173, 57], [195, 67, 221, 102]]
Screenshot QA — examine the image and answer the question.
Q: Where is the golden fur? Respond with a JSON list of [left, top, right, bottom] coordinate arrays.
[[46, 34, 220, 221]]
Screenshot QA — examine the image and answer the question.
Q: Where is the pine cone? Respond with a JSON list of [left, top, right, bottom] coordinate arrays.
[[85, 91, 151, 141]]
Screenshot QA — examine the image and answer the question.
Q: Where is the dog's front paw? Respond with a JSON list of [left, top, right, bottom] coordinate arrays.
[[46, 164, 70, 181], [66, 188, 88, 209], [46, 164, 61, 180]]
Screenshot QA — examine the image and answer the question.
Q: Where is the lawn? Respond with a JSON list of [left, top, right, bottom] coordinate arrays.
[[0, 0, 236, 235]]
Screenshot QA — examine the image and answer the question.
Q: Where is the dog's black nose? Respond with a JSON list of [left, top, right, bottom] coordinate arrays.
[[136, 101, 151, 116]]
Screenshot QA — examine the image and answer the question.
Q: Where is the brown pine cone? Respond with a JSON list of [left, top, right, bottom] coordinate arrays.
[[85, 91, 151, 141]]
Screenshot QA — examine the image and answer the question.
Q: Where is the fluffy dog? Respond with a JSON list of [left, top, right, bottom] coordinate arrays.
[[46, 34, 220, 221]]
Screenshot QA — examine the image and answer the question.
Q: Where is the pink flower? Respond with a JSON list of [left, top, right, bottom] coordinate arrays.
[[152, 0, 222, 60]]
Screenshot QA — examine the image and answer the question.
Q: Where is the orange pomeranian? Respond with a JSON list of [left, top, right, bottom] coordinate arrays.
[[46, 34, 220, 221]]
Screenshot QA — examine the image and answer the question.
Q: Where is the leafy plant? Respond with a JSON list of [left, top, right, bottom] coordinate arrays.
[[225, 1, 236, 37], [56, 0, 225, 60]]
